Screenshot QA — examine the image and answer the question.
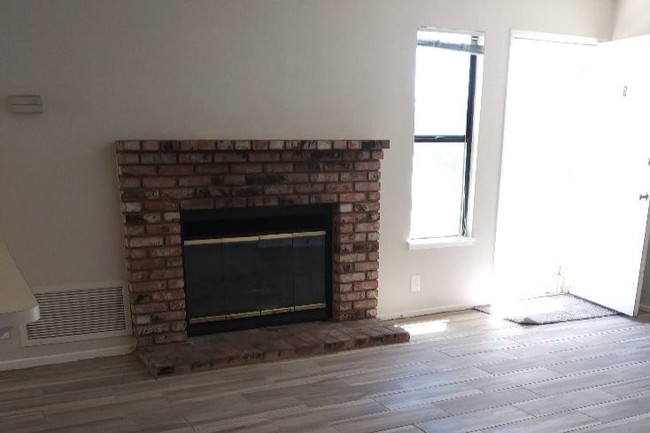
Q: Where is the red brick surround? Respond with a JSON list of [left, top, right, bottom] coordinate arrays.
[[116, 139, 389, 346]]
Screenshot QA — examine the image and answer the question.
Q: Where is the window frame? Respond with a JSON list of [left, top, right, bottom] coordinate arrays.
[[412, 31, 481, 240]]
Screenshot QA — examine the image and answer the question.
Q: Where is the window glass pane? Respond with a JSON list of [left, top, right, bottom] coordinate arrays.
[[410, 142, 465, 238], [414, 46, 470, 136]]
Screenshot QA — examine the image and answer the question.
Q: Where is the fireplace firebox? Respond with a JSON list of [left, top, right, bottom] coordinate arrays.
[[182, 205, 332, 335]]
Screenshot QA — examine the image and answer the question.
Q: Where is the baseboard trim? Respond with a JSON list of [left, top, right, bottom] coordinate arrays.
[[377, 304, 475, 321], [0, 344, 135, 371]]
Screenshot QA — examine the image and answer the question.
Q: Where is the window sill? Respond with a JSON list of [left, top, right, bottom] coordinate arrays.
[[407, 236, 476, 250]]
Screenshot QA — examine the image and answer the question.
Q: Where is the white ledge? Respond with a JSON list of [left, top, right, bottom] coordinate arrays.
[[408, 236, 476, 250], [0, 242, 39, 327]]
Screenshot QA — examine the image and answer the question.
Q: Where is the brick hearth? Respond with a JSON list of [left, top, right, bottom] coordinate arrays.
[[139, 319, 410, 377], [116, 139, 389, 347]]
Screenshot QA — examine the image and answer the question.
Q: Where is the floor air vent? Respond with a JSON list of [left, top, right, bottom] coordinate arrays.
[[24, 285, 130, 345]]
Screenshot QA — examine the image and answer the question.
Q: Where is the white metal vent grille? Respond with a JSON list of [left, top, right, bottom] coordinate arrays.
[[24, 285, 130, 345]]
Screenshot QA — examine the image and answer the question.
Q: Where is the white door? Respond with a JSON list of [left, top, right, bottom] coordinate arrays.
[[567, 36, 650, 316]]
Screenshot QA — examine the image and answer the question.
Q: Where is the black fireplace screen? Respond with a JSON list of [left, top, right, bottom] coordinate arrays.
[[181, 205, 331, 335]]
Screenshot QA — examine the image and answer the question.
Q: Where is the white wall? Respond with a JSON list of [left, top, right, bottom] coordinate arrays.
[[0, 0, 614, 363], [613, 0, 650, 39]]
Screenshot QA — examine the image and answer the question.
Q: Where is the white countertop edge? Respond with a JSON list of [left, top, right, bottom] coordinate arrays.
[[0, 304, 40, 327], [0, 242, 40, 326]]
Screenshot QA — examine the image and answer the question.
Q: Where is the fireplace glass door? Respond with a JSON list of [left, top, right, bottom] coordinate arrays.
[[181, 206, 331, 335]]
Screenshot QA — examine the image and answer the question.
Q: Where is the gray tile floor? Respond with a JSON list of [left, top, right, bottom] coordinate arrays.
[[2, 310, 650, 432]]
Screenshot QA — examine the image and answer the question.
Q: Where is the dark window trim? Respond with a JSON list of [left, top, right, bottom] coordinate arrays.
[[417, 39, 484, 55], [414, 34, 480, 237], [461, 44, 478, 235], [414, 135, 465, 143]]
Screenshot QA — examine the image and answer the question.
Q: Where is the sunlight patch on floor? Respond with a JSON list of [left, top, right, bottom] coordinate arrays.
[[395, 319, 449, 336]]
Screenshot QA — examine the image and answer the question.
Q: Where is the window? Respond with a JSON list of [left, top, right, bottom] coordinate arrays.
[[410, 29, 484, 242]]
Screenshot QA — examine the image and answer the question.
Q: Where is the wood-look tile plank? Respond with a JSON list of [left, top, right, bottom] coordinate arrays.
[[599, 375, 650, 397], [513, 388, 617, 417], [372, 382, 481, 409], [523, 371, 622, 396], [605, 360, 650, 382], [43, 396, 171, 428], [498, 332, 650, 371], [242, 377, 398, 407], [182, 395, 305, 425], [330, 404, 446, 433], [579, 392, 650, 423], [546, 347, 650, 375], [433, 387, 538, 415], [0, 411, 45, 433], [422, 350, 517, 372], [331, 362, 436, 387], [502, 325, 640, 354], [437, 339, 524, 357], [504, 333, 650, 364], [480, 411, 599, 433], [12, 414, 139, 433], [420, 328, 525, 350], [271, 400, 387, 432], [564, 412, 650, 433], [380, 366, 492, 391], [463, 367, 561, 392], [0, 387, 42, 403], [373, 426, 425, 433], [314, 343, 450, 371], [477, 354, 564, 375], [415, 406, 533, 433], [344, 365, 491, 389]]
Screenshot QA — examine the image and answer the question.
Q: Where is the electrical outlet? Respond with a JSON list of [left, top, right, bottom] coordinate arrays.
[[410, 274, 421, 292]]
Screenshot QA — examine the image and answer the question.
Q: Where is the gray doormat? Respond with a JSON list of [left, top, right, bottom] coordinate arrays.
[[474, 294, 618, 325]]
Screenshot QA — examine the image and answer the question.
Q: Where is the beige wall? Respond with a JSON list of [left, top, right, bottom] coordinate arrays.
[[613, 0, 650, 39], [0, 0, 614, 364]]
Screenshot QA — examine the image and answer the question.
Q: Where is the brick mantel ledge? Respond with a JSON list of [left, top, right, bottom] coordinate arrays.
[[116, 139, 389, 346]]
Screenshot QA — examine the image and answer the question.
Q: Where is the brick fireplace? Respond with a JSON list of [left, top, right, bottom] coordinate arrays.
[[116, 139, 388, 347]]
